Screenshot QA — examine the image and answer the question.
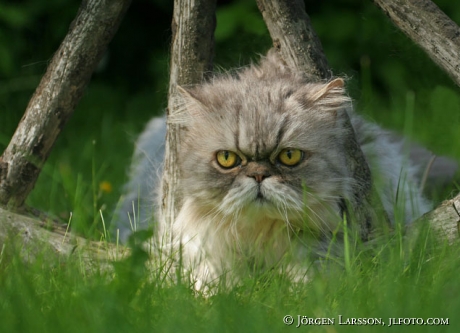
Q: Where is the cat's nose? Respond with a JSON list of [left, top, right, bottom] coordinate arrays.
[[247, 172, 271, 183], [251, 174, 269, 183], [246, 162, 271, 183]]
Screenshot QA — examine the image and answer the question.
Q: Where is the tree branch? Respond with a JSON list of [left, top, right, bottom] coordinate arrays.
[[0, 207, 128, 265], [417, 193, 460, 241], [372, 0, 460, 88], [160, 0, 216, 243], [255, 0, 330, 80], [0, 0, 132, 210]]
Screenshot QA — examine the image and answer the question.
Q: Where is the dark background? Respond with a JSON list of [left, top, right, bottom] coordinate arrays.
[[1, 0, 459, 236]]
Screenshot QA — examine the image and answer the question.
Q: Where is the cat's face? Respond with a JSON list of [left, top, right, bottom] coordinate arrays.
[[175, 65, 354, 234]]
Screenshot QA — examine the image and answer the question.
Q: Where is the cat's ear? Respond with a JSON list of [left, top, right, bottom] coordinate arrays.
[[169, 85, 207, 124], [309, 78, 345, 102], [305, 78, 351, 112], [176, 85, 207, 110]]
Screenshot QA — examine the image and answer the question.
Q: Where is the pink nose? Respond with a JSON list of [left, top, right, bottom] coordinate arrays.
[[248, 173, 270, 183], [246, 162, 271, 183]]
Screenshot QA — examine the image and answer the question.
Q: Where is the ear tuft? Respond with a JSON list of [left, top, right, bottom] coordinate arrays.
[[310, 78, 345, 102], [169, 85, 206, 124], [326, 78, 344, 90], [176, 85, 189, 97], [176, 85, 202, 104]]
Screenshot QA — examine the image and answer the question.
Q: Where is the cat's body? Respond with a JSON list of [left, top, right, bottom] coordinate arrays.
[[115, 52, 455, 287]]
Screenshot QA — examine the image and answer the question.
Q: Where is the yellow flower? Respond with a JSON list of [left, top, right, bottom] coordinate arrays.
[[99, 181, 113, 194]]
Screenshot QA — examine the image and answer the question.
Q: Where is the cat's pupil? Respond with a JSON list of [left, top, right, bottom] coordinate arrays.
[[286, 150, 292, 159], [224, 151, 230, 160]]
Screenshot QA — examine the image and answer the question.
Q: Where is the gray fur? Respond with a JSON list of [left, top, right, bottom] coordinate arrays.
[[113, 116, 165, 242]]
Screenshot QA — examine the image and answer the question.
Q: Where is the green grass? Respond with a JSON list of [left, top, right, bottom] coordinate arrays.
[[1, 217, 459, 333]]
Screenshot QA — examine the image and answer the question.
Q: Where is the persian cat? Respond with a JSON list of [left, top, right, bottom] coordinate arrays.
[[115, 51, 453, 287]]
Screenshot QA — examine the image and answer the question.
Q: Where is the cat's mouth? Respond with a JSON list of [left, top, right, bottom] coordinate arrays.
[[253, 188, 270, 204]]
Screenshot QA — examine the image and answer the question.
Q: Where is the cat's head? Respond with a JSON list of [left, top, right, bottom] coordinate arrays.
[[172, 54, 355, 234]]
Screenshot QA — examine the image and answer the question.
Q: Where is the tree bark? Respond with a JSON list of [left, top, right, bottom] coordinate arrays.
[[257, 0, 383, 239], [255, 0, 330, 80], [416, 193, 460, 242], [0, 207, 129, 266], [0, 0, 132, 210], [373, 0, 460, 88], [160, 0, 216, 243]]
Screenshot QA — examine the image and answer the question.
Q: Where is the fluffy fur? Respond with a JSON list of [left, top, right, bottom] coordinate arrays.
[[115, 52, 434, 287]]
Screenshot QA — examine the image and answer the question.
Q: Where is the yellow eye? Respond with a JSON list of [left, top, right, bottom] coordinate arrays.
[[278, 148, 303, 166], [216, 150, 239, 168]]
